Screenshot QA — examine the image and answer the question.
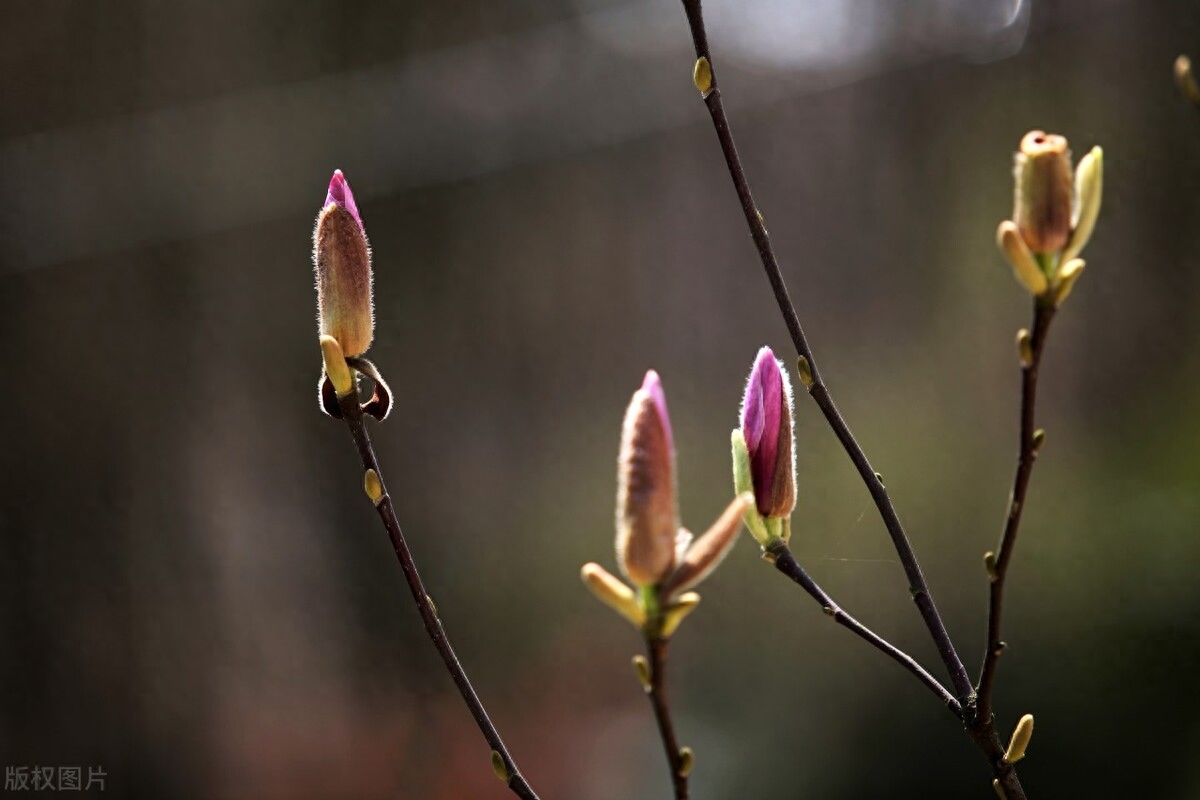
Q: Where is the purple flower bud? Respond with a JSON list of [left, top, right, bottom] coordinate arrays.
[[314, 170, 373, 357], [740, 347, 796, 518], [615, 370, 679, 586], [325, 169, 363, 230]]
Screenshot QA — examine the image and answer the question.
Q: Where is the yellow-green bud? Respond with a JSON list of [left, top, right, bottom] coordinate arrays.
[[1003, 713, 1035, 764]]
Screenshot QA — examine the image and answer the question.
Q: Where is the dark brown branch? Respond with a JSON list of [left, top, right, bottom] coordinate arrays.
[[645, 637, 689, 800], [675, 3, 1030, 796], [335, 392, 541, 800], [676, 0, 972, 705], [977, 302, 1056, 721], [770, 545, 962, 718]]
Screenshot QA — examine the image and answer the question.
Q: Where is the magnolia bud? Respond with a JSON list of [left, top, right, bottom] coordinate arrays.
[[740, 347, 797, 519], [1013, 131, 1073, 255], [314, 169, 374, 357], [615, 371, 679, 586]]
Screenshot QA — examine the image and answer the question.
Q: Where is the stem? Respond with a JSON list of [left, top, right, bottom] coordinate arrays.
[[645, 637, 689, 800], [677, 0, 972, 705], [977, 302, 1056, 721], [676, 3, 1029, 796], [770, 544, 962, 718], [335, 391, 541, 800]]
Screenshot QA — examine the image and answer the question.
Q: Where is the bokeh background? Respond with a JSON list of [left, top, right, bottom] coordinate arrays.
[[3, 1, 1200, 797]]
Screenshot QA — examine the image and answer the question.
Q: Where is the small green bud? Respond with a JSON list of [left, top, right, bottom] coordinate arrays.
[[984, 551, 998, 581], [1032, 429, 1046, 452], [363, 468, 384, 505], [678, 747, 694, 778], [1003, 713, 1035, 764], [1017, 329, 1033, 367], [631, 655, 652, 690], [795, 355, 814, 388], [692, 57, 713, 97], [1176, 55, 1200, 106], [491, 750, 509, 782]]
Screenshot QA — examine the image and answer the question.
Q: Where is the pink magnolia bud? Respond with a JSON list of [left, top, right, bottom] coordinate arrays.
[[740, 347, 796, 518], [314, 170, 373, 357], [615, 371, 679, 586]]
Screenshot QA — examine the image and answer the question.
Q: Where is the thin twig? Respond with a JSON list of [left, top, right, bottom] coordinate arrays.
[[335, 391, 541, 800], [770, 545, 962, 718], [977, 302, 1056, 721], [676, 0, 972, 705], [645, 637, 688, 800], [675, 3, 1029, 796]]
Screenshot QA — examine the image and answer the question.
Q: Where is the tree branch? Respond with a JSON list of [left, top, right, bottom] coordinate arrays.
[[335, 391, 541, 800], [676, 0, 972, 705], [770, 544, 962, 718], [977, 302, 1056, 721], [645, 637, 689, 800]]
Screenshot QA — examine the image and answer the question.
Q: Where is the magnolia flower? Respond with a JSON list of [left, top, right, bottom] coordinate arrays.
[[998, 132, 1103, 306], [314, 169, 373, 357], [583, 371, 749, 636]]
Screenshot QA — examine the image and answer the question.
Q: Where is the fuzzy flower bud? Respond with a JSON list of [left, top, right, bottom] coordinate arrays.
[[740, 347, 796, 519], [1013, 131, 1073, 255], [314, 169, 373, 357], [615, 371, 679, 586]]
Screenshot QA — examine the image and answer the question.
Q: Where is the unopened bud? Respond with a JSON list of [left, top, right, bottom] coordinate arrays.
[[314, 170, 374, 357], [1016, 328, 1034, 367], [615, 371, 679, 586], [491, 750, 509, 782], [740, 347, 797, 519], [1177, 55, 1200, 106], [1003, 713, 1035, 764], [363, 468, 384, 505], [678, 746, 695, 778], [1013, 131, 1073, 255], [692, 57, 713, 97], [632, 654, 652, 690]]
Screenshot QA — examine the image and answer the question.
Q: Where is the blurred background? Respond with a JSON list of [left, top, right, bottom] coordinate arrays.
[[2, 0, 1200, 797]]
